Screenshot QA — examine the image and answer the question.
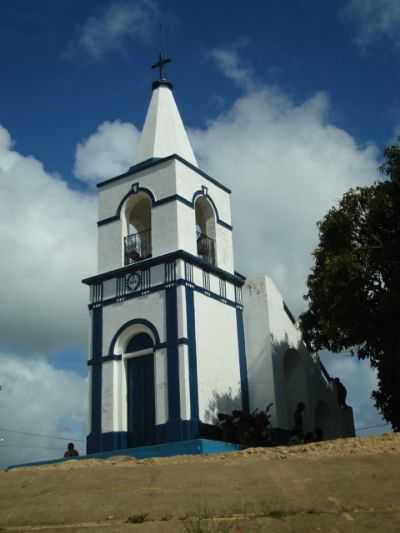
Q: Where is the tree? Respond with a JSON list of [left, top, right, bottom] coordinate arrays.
[[300, 140, 400, 431]]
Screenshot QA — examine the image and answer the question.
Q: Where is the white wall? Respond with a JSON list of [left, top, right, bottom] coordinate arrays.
[[98, 221, 122, 273], [102, 292, 166, 354], [176, 161, 232, 226], [242, 279, 277, 424], [97, 158, 235, 274], [98, 161, 176, 221], [243, 275, 355, 438], [194, 292, 241, 423]]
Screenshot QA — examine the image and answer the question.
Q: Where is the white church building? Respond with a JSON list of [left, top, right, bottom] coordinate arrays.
[[83, 62, 354, 454]]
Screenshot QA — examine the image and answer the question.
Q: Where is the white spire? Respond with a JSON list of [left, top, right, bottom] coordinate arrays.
[[136, 82, 198, 166]]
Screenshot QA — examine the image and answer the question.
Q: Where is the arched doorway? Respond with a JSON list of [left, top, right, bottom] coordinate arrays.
[[125, 332, 155, 447]]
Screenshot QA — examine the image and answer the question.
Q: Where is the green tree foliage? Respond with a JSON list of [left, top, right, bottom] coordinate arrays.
[[300, 141, 400, 431]]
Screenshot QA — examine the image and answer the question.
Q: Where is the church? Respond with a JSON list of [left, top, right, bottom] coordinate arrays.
[[83, 58, 355, 454]]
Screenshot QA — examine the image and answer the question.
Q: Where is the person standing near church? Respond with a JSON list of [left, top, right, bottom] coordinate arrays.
[[293, 402, 306, 439], [64, 442, 79, 458], [333, 377, 348, 408]]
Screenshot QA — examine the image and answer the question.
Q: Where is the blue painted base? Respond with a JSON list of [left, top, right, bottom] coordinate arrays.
[[6, 439, 240, 471]]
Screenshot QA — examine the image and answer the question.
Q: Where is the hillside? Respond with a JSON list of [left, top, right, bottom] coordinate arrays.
[[1, 433, 399, 532]]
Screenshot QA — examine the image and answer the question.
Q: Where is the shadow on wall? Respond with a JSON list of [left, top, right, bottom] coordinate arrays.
[[271, 336, 354, 440], [271, 337, 310, 431], [204, 387, 242, 425]]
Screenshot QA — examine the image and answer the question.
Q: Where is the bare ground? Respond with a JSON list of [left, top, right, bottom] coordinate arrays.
[[0, 433, 399, 532]]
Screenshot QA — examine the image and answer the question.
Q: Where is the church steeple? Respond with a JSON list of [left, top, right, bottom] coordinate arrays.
[[136, 55, 198, 166]]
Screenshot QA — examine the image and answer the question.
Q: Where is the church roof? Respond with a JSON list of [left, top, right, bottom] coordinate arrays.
[[136, 79, 198, 166]]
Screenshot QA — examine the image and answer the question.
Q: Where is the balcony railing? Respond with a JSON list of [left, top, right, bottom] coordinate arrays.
[[197, 232, 216, 266], [124, 229, 152, 265]]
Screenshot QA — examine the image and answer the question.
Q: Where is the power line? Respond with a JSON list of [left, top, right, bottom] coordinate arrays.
[[356, 423, 391, 432], [0, 444, 67, 452], [0, 426, 85, 442]]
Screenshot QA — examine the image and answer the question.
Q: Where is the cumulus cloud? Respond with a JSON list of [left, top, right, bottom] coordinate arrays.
[[209, 47, 256, 92], [70, 1, 158, 59], [0, 355, 87, 467], [192, 50, 378, 317], [0, 125, 96, 355], [342, 0, 400, 48], [196, 49, 384, 432], [74, 120, 140, 183]]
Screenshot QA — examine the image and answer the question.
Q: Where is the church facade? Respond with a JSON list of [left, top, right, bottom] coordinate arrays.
[[83, 71, 354, 454]]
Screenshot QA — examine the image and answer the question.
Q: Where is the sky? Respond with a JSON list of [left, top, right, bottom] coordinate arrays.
[[0, 0, 398, 466]]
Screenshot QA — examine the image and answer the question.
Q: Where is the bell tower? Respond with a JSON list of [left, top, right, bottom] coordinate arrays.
[[83, 57, 248, 454]]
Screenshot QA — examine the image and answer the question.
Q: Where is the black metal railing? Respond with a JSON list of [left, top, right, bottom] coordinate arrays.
[[124, 229, 152, 265], [197, 232, 216, 266]]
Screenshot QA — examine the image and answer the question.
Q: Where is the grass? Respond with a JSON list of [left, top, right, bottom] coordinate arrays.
[[126, 512, 148, 524], [182, 517, 234, 533]]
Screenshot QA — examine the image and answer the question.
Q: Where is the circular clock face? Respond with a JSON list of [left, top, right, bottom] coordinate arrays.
[[127, 272, 141, 291]]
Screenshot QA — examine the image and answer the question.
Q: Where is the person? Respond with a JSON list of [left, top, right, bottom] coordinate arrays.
[[333, 377, 348, 408], [293, 402, 306, 439], [64, 442, 79, 458]]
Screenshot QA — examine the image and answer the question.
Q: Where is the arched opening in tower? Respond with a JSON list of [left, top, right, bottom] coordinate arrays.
[[195, 196, 216, 266], [123, 192, 152, 264]]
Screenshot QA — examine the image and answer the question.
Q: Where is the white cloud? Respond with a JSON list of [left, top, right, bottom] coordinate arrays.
[[191, 51, 378, 317], [342, 0, 400, 47], [0, 124, 96, 354], [0, 355, 87, 467], [210, 47, 256, 92], [74, 120, 140, 183], [72, 1, 158, 59]]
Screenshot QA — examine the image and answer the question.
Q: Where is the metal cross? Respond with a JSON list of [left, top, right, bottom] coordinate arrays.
[[151, 53, 171, 80]]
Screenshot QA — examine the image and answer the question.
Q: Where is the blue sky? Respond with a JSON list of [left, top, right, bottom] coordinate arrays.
[[0, 0, 398, 465]]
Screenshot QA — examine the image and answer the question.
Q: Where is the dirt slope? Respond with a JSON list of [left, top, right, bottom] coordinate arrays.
[[1, 433, 399, 533]]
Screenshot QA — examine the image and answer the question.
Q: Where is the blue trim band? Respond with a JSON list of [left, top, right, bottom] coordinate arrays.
[[108, 318, 161, 356], [83, 250, 244, 287], [236, 308, 249, 412], [116, 187, 156, 219], [90, 308, 103, 437], [186, 287, 199, 419], [152, 80, 173, 91], [97, 193, 233, 231], [166, 287, 180, 420], [96, 154, 231, 194], [191, 190, 232, 231], [88, 279, 241, 312]]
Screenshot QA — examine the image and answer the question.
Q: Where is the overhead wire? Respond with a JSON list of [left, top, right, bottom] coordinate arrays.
[[0, 444, 68, 452], [0, 426, 85, 442], [355, 423, 392, 432]]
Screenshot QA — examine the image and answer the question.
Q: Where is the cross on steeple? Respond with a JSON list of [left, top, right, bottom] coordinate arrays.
[[151, 53, 171, 80]]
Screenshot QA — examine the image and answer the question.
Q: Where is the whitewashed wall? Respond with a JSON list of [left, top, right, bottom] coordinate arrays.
[[98, 161, 175, 220], [242, 279, 277, 425], [97, 158, 235, 274], [102, 292, 166, 353], [176, 162, 232, 225], [194, 292, 241, 423], [243, 275, 355, 438]]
